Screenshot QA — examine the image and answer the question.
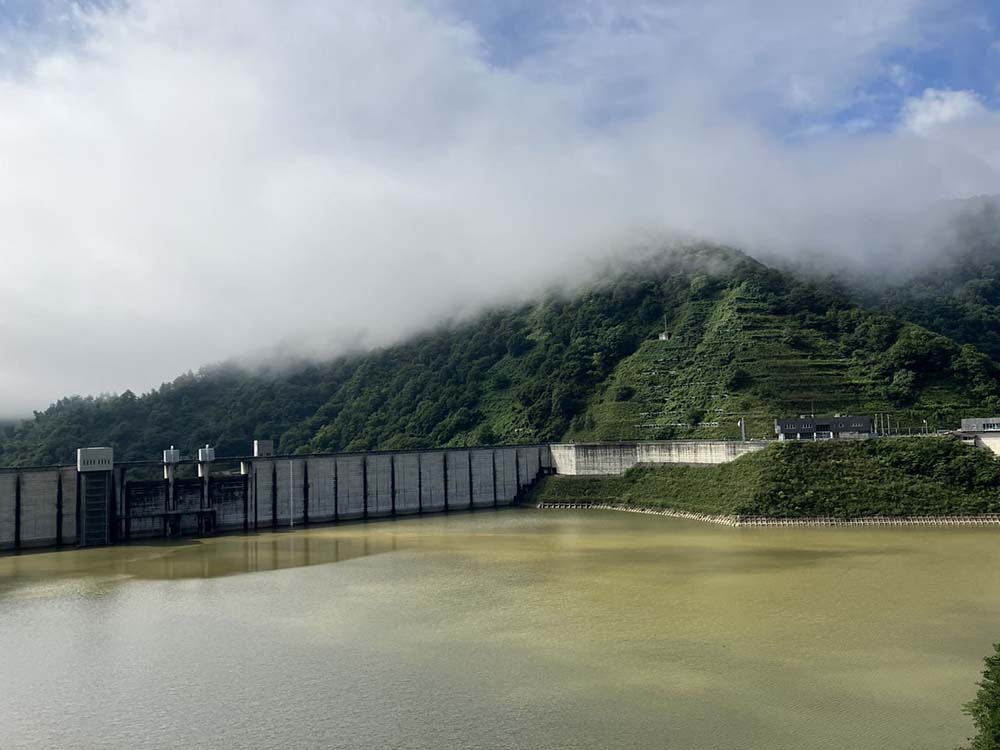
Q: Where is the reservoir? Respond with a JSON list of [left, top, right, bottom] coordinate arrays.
[[1, 510, 998, 749]]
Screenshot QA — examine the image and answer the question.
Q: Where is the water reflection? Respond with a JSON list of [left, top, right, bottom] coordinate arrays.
[[0, 525, 405, 592]]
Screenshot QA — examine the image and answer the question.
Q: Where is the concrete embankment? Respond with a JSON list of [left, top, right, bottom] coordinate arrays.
[[548, 440, 765, 475], [536, 503, 1000, 527]]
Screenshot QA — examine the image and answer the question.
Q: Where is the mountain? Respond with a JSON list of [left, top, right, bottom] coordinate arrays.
[[3, 242, 1000, 467], [859, 200, 1000, 362]]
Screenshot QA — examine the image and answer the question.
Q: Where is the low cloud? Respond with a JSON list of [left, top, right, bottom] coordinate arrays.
[[0, 0, 998, 416]]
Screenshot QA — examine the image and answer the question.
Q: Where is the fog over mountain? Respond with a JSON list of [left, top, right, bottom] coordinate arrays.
[[0, 0, 999, 416]]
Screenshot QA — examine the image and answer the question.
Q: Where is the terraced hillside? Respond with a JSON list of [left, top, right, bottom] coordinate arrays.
[[568, 276, 991, 441]]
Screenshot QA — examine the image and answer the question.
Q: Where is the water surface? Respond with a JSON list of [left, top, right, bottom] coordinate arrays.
[[1, 510, 998, 749]]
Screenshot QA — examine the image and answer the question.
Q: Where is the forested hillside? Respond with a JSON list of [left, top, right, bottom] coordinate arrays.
[[3, 242, 1000, 467], [860, 201, 1000, 363]]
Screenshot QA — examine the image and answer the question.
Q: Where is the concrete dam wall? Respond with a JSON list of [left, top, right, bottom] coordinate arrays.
[[0, 467, 78, 550], [0, 445, 551, 551], [0, 439, 768, 552], [548, 441, 767, 476]]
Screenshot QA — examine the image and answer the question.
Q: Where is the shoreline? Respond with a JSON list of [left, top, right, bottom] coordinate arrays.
[[535, 502, 1000, 527]]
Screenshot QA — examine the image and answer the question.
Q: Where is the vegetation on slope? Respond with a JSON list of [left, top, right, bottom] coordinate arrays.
[[864, 202, 1000, 364], [530, 438, 1000, 517], [568, 262, 1000, 442], [3, 242, 1000, 466], [960, 641, 1000, 750]]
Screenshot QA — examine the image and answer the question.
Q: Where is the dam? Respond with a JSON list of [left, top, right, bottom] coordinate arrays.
[[0, 440, 764, 552]]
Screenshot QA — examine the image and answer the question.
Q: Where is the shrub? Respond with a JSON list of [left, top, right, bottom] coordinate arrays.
[[961, 642, 1000, 750], [614, 385, 636, 402]]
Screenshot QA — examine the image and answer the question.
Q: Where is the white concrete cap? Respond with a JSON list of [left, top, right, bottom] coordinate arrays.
[[77, 447, 114, 472]]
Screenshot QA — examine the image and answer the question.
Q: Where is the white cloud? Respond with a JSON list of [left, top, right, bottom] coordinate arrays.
[[902, 88, 987, 133], [0, 0, 997, 416], [488, 0, 931, 118]]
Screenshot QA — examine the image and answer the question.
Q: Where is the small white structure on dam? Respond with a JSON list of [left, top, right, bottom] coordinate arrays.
[[959, 418, 1000, 455]]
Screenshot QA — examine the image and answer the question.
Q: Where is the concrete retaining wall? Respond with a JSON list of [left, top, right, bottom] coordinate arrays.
[[447, 451, 472, 511], [0, 469, 69, 550], [211, 476, 247, 531], [548, 444, 577, 475], [308, 457, 338, 522], [0, 474, 17, 550], [248, 445, 545, 528], [19, 470, 59, 547], [395, 453, 420, 514], [421, 452, 446, 512], [337, 455, 366, 520], [548, 440, 766, 476], [975, 434, 1000, 455]]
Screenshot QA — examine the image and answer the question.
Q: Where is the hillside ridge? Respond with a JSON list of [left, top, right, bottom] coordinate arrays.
[[3, 243, 1000, 466]]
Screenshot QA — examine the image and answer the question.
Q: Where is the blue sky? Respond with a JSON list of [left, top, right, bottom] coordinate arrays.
[[435, 1, 1000, 138], [0, 0, 115, 35], [825, 1, 1000, 133], [1, 0, 998, 138]]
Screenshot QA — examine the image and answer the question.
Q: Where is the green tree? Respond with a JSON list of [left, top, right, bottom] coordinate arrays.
[[725, 367, 751, 391], [614, 385, 636, 402], [962, 642, 1000, 750], [887, 368, 917, 405], [881, 325, 957, 375], [475, 423, 498, 445]]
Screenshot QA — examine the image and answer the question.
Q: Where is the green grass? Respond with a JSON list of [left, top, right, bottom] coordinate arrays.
[[531, 438, 1000, 518]]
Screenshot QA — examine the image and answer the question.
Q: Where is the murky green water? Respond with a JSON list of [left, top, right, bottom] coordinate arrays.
[[1, 510, 998, 749]]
